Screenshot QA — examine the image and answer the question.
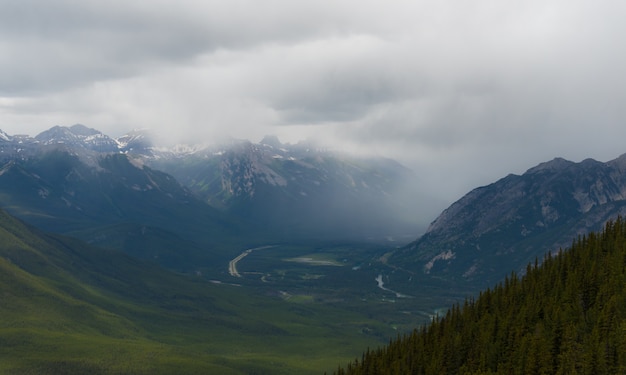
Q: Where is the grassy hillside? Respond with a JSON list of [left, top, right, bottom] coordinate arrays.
[[334, 218, 626, 374], [0, 209, 400, 374]]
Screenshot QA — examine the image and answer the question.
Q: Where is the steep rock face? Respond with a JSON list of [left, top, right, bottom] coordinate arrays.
[[0, 124, 120, 165], [0, 125, 418, 255], [391, 155, 626, 288], [215, 141, 288, 200], [0, 140, 242, 273], [116, 128, 154, 154], [0, 150, 224, 234], [147, 137, 417, 240]]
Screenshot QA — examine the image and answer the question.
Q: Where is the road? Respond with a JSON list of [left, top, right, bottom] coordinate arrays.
[[228, 246, 275, 278]]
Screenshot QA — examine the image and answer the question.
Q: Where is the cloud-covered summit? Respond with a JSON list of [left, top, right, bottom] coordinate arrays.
[[2, 0, 626, 218]]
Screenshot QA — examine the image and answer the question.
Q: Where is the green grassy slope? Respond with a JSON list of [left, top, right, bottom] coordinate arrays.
[[0, 209, 400, 374]]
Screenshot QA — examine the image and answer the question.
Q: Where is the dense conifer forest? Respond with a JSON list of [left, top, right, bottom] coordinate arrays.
[[333, 218, 626, 374]]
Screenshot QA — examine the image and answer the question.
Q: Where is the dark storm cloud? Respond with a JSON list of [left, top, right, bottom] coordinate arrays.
[[266, 36, 416, 124], [0, 0, 377, 95], [0, 1, 215, 95], [2, 0, 626, 224]]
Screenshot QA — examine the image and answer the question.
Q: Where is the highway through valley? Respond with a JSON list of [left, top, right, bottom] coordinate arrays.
[[228, 245, 275, 277]]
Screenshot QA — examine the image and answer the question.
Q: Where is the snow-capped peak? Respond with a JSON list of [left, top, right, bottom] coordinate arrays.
[[164, 143, 210, 155], [116, 128, 155, 153], [0, 129, 11, 142], [34, 125, 119, 152]]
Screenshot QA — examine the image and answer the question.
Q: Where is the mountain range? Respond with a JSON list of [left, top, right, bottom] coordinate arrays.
[[0, 124, 418, 243], [0, 127, 243, 273], [0, 124, 423, 276], [144, 135, 417, 240], [3, 123, 626, 373], [388, 154, 626, 289], [4, 124, 626, 289]]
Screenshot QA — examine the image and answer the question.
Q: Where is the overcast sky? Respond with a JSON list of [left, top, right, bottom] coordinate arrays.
[[2, 0, 626, 223]]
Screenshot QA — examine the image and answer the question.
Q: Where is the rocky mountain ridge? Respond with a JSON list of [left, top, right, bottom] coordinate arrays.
[[390, 153, 626, 288], [0, 124, 419, 241], [144, 133, 417, 239]]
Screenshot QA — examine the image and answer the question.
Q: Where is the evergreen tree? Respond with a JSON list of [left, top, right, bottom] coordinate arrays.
[[334, 217, 626, 375]]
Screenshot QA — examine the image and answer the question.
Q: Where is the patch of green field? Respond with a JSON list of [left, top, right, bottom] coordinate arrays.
[[228, 241, 461, 336], [284, 294, 315, 303], [285, 254, 344, 266]]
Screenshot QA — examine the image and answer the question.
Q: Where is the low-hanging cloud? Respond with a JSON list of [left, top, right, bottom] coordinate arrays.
[[2, 0, 626, 223]]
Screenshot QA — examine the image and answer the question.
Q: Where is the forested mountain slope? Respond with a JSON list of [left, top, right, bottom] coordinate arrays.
[[334, 218, 626, 374]]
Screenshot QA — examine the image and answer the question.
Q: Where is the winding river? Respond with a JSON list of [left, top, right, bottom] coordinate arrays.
[[375, 274, 411, 298]]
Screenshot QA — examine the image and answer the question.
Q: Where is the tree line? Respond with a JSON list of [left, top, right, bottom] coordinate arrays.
[[332, 217, 626, 374]]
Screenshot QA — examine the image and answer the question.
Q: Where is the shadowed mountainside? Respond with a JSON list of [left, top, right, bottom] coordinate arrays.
[[390, 155, 626, 289]]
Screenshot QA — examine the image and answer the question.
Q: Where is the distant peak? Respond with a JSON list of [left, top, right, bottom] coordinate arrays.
[[525, 157, 573, 174], [608, 153, 626, 171], [33, 124, 119, 152], [35, 124, 105, 140], [260, 135, 282, 148], [116, 129, 155, 151], [123, 128, 153, 137], [116, 128, 153, 142], [69, 124, 101, 136], [0, 129, 11, 142], [35, 125, 75, 141]]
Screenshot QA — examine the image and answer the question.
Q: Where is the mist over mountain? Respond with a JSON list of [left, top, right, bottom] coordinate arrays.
[[0, 124, 422, 251], [0, 124, 438, 374], [141, 133, 420, 240], [0, 125, 248, 272], [7, 124, 626, 284], [4, 124, 626, 373], [389, 153, 626, 289]]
